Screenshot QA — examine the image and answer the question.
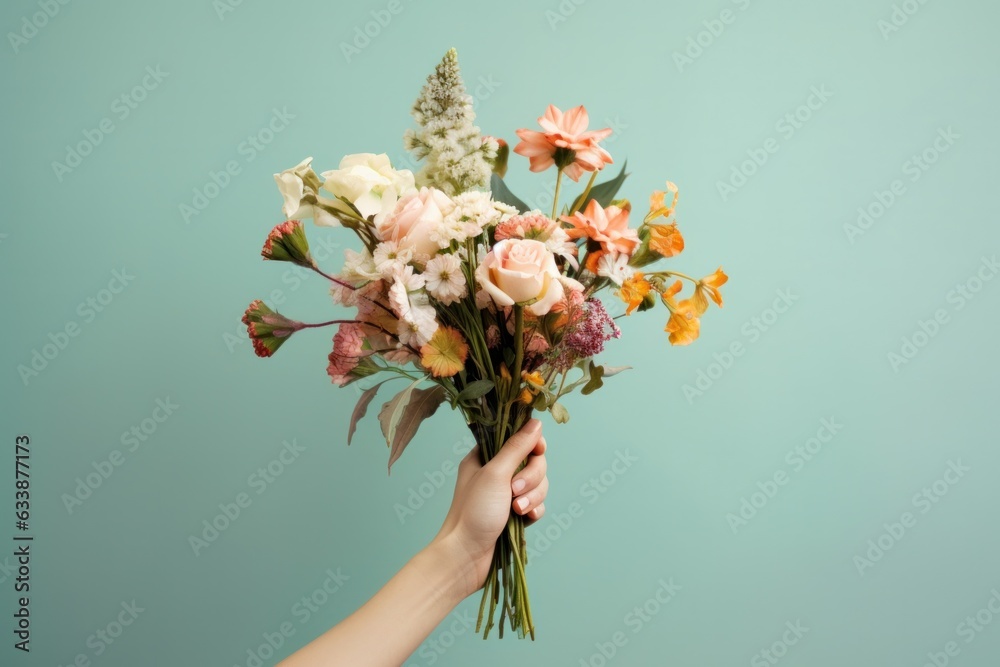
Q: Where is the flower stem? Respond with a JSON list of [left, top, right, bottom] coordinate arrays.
[[571, 171, 598, 215], [551, 169, 564, 220]]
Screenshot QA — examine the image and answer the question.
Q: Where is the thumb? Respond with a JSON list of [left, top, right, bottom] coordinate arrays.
[[489, 419, 542, 477]]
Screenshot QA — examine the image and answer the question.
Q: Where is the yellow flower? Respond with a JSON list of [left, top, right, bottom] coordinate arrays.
[[618, 273, 652, 315], [519, 371, 546, 405], [420, 326, 469, 377], [693, 266, 728, 315]]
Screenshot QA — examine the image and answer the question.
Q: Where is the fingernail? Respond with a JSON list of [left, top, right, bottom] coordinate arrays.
[[527, 419, 541, 431], [515, 497, 529, 512], [512, 478, 526, 494]]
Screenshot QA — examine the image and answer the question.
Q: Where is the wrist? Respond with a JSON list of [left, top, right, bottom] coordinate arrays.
[[426, 530, 487, 601]]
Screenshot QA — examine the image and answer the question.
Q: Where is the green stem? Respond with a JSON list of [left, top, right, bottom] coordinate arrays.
[[571, 171, 598, 215], [551, 169, 564, 220]]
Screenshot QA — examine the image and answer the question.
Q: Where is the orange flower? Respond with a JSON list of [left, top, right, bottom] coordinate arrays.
[[646, 181, 679, 222], [648, 223, 684, 258], [664, 299, 700, 346], [618, 273, 651, 315], [693, 267, 728, 314], [420, 326, 469, 377], [514, 105, 613, 182], [562, 199, 639, 256], [519, 371, 546, 404]]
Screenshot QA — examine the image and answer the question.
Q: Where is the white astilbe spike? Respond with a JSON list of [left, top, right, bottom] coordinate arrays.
[[405, 48, 496, 195]]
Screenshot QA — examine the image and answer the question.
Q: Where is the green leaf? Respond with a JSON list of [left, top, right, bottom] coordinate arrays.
[[347, 380, 390, 446], [581, 361, 605, 395], [490, 174, 530, 213], [550, 402, 570, 424], [386, 386, 448, 473], [457, 379, 495, 402], [378, 379, 420, 450], [569, 161, 629, 212]]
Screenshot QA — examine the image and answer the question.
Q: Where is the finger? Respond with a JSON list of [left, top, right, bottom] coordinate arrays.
[[524, 503, 546, 526], [489, 419, 542, 477], [511, 450, 546, 495], [513, 477, 548, 515]]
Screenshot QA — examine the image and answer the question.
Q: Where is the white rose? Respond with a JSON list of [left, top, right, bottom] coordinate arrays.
[[273, 157, 342, 227], [377, 187, 454, 260], [476, 239, 580, 316], [321, 153, 416, 226]]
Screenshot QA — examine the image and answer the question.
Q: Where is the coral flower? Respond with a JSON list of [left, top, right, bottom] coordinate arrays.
[[618, 273, 651, 315], [420, 326, 469, 378], [562, 199, 640, 257], [514, 105, 613, 181]]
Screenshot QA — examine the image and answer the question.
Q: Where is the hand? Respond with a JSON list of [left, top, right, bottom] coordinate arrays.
[[433, 419, 548, 599]]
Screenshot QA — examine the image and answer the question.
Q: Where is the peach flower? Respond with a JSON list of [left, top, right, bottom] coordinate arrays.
[[562, 199, 640, 257], [514, 105, 613, 181]]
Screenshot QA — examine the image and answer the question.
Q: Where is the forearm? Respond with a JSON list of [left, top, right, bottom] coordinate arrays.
[[278, 534, 476, 667]]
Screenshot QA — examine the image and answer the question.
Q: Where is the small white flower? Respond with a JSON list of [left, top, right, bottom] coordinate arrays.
[[397, 303, 439, 348], [424, 253, 468, 306], [341, 249, 382, 281], [596, 251, 634, 286], [372, 241, 414, 278]]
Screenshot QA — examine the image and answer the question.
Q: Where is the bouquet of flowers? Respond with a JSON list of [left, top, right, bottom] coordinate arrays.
[[241, 48, 726, 639]]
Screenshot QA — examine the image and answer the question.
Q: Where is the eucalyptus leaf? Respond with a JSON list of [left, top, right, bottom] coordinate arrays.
[[601, 365, 632, 378], [347, 380, 390, 446], [378, 379, 420, 449], [387, 385, 448, 473], [457, 379, 495, 402], [490, 173, 530, 213]]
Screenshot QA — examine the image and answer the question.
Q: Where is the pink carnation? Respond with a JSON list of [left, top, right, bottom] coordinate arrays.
[[327, 323, 366, 386]]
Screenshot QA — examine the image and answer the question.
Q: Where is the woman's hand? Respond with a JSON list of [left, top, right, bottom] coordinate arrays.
[[433, 419, 548, 599]]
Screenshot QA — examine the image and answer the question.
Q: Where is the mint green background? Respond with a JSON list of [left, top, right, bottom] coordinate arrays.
[[3, 0, 999, 665]]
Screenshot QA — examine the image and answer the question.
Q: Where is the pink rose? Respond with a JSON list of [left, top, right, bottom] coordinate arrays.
[[476, 239, 580, 316], [377, 187, 453, 260]]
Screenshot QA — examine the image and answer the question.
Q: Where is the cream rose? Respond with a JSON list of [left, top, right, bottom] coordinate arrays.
[[273, 157, 341, 227], [476, 239, 577, 316], [321, 153, 415, 226], [377, 187, 454, 260]]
